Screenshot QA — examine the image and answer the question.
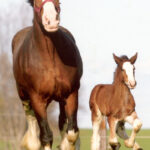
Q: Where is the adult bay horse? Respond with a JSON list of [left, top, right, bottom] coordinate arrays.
[[90, 53, 142, 150], [12, 0, 83, 150]]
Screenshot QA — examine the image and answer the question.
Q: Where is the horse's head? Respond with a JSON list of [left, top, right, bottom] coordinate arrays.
[[113, 53, 138, 89], [28, 0, 60, 32]]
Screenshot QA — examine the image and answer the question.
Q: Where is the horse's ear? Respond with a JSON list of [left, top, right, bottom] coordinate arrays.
[[113, 53, 121, 65], [28, 0, 34, 7], [130, 53, 138, 64]]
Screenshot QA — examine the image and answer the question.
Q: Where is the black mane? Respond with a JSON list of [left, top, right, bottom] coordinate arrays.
[[28, 0, 34, 7], [120, 55, 129, 61]]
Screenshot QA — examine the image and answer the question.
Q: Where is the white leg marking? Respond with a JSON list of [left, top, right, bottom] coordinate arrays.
[[109, 120, 119, 145], [91, 122, 101, 150], [21, 115, 41, 150], [60, 130, 79, 150], [91, 105, 102, 150], [133, 118, 142, 132], [133, 142, 141, 150], [44, 144, 51, 150], [125, 114, 142, 148]]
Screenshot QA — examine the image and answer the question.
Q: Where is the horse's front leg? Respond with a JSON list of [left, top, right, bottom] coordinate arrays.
[[31, 94, 53, 150], [108, 116, 121, 150], [116, 121, 142, 150], [60, 91, 80, 150], [21, 100, 41, 150], [124, 111, 142, 149]]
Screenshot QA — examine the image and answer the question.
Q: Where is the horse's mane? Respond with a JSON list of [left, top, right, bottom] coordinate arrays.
[[28, 0, 34, 7], [113, 55, 129, 83], [120, 55, 129, 61]]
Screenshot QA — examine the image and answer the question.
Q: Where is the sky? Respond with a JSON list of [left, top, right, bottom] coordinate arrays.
[[1, 0, 150, 128]]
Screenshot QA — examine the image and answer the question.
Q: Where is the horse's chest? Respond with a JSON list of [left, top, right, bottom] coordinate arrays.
[[114, 93, 135, 119]]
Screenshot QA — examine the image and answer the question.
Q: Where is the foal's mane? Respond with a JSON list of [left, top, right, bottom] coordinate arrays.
[[28, 0, 34, 7], [113, 55, 129, 83]]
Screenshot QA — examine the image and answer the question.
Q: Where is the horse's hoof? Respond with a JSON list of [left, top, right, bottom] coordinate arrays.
[[124, 139, 134, 148], [109, 142, 121, 150]]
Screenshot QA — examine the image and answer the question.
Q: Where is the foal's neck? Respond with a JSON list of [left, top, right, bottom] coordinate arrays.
[[113, 67, 129, 92]]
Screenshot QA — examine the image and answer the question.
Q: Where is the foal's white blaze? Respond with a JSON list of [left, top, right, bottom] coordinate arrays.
[[122, 62, 136, 88], [42, 1, 59, 32]]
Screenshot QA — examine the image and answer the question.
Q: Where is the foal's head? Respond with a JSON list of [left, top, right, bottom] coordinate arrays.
[[28, 0, 60, 32], [113, 53, 138, 89]]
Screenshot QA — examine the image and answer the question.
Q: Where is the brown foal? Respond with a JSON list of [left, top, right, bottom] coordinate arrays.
[[90, 53, 142, 150]]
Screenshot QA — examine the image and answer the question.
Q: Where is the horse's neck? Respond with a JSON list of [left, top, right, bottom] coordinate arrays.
[[113, 67, 130, 96], [32, 18, 54, 50]]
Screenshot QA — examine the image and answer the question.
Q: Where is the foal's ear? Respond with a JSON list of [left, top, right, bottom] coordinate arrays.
[[130, 53, 138, 64], [113, 53, 121, 65]]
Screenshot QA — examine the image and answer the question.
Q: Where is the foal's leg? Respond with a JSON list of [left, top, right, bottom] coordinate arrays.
[[116, 121, 142, 150], [21, 100, 41, 150], [60, 91, 80, 150], [31, 94, 53, 150], [124, 111, 142, 149], [91, 104, 103, 150], [108, 117, 121, 150]]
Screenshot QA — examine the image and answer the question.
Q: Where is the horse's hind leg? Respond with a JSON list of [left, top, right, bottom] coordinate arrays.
[[21, 100, 41, 150], [108, 116, 121, 150], [60, 91, 80, 150], [116, 121, 142, 150], [124, 111, 142, 150], [90, 103, 103, 150], [30, 94, 53, 150]]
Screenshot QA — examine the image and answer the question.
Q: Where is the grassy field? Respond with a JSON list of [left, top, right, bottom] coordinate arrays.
[[52, 129, 150, 150], [0, 129, 149, 150]]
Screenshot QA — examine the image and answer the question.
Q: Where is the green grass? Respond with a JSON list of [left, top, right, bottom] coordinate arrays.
[[52, 129, 150, 150], [0, 129, 149, 150]]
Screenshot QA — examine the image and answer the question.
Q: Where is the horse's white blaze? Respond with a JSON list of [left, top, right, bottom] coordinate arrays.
[[122, 62, 136, 88], [42, 1, 59, 32], [21, 115, 41, 150]]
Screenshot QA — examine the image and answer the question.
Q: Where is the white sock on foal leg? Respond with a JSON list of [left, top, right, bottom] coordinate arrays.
[[91, 105, 102, 150]]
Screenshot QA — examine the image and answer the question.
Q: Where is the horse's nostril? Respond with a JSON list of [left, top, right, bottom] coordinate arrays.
[[56, 14, 59, 20], [48, 20, 50, 25]]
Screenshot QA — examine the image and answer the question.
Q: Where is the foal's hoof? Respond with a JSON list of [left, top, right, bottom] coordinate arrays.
[[109, 142, 121, 150], [124, 139, 134, 148]]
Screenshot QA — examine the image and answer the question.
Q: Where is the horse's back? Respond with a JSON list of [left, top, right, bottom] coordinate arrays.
[[12, 26, 32, 55]]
